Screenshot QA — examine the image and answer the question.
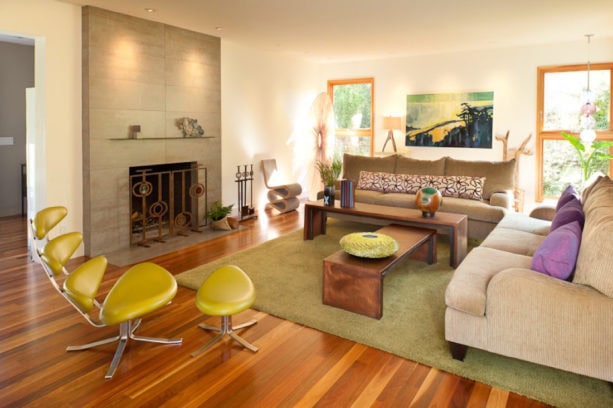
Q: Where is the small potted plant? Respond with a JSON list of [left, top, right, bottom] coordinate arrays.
[[206, 201, 234, 230], [315, 157, 342, 205]]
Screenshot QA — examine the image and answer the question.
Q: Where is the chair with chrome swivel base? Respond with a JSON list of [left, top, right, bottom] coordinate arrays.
[[191, 265, 258, 357], [32, 208, 182, 379]]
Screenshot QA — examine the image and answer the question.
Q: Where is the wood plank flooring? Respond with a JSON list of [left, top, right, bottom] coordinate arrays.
[[0, 207, 551, 407]]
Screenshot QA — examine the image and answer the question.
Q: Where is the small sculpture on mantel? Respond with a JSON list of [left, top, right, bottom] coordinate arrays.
[[495, 130, 533, 212], [176, 117, 204, 138]]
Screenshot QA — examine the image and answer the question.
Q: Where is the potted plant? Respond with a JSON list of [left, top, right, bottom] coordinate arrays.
[[315, 157, 342, 205], [206, 201, 234, 230], [562, 131, 613, 188]]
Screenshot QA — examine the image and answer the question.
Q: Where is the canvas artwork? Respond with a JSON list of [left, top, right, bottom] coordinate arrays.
[[405, 91, 494, 148]]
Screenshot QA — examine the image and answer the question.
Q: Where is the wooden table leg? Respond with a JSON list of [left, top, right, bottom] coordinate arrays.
[[303, 205, 325, 240]]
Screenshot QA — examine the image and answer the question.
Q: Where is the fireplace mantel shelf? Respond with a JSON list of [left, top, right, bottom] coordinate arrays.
[[110, 136, 215, 141]]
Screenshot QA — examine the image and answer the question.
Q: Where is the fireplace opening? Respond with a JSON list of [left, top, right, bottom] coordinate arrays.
[[129, 161, 207, 247]]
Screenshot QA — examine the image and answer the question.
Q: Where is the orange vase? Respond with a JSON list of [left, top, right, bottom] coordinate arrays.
[[416, 187, 442, 217]]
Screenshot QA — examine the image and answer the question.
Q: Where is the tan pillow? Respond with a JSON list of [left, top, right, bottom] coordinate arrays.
[[432, 176, 485, 201], [445, 158, 515, 199], [573, 177, 613, 297], [395, 156, 446, 176], [357, 171, 388, 192], [342, 153, 396, 183], [385, 174, 433, 194]]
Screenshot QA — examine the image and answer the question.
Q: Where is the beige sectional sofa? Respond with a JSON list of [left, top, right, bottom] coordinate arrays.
[[341, 153, 516, 240], [445, 176, 613, 382]]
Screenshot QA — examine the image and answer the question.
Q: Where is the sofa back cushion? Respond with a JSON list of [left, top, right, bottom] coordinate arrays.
[[395, 156, 446, 176], [573, 176, 613, 297], [445, 157, 515, 200], [342, 153, 396, 183]]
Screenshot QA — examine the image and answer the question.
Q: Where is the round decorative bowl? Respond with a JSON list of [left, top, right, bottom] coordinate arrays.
[[339, 232, 399, 258], [416, 187, 442, 218]]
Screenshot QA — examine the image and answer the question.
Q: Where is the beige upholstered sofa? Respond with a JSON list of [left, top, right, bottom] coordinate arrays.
[[340, 153, 516, 240], [445, 176, 613, 382]]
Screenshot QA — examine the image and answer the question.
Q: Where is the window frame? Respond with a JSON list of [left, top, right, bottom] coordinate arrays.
[[536, 63, 613, 202], [327, 77, 375, 157]]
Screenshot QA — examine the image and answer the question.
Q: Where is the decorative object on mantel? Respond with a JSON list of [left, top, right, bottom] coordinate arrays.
[[206, 201, 234, 231], [416, 187, 442, 217], [495, 130, 533, 212], [235, 164, 257, 220], [176, 117, 205, 138], [316, 157, 342, 206], [129, 125, 141, 139], [381, 116, 402, 152]]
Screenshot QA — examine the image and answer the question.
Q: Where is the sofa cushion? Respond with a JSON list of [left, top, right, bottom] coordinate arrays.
[[556, 185, 581, 211], [550, 199, 584, 231], [531, 221, 582, 280], [573, 176, 613, 297], [445, 246, 533, 316], [436, 197, 505, 224], [445, 157, 515, 200], [481, 227, 546, 256], [395, 155, 446, 176], [496, 212, 551, 235], [343, 153, 396, 183]]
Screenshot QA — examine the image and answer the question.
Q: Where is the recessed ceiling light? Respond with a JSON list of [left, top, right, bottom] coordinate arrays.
[[144, 8, 156, 13], [215, 27, 223, 31]]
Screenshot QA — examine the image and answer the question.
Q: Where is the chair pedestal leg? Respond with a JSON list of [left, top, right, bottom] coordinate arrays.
[[192, 315, 258, 357], [66, 320, 182, 380]]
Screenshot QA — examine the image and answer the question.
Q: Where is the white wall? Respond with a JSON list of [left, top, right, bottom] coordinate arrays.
[[319, 37, 613, 209], [221, 41, 321, 211], [0, 0, 82, 235]]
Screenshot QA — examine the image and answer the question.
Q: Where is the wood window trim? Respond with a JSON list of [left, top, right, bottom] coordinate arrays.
[[535, 63, 613, 202], [327, 77, 375, 156]]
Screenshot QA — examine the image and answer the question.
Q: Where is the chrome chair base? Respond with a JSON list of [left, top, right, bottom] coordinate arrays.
[[191, 315, 258, 357], [66, 319, 182, 380]]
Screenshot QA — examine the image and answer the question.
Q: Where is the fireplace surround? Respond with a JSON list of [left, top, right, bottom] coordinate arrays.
[[82, 7, 221, 256]]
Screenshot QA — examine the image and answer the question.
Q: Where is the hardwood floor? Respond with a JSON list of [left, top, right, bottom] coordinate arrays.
[[0, 207, 551, 407]]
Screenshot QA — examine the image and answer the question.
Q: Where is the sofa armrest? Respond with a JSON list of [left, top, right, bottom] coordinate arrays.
[[485, 267, 613, 380], [489, 192, 513, 209], [529, 205, 556, 221]]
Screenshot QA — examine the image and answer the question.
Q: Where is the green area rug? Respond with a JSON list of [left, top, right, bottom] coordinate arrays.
[[175, 220, 612, 407]]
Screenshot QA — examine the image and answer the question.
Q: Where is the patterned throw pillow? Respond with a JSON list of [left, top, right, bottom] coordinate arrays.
[[357, 172, 485, 201], [385, 174, 433, 194], [357, 171, 387, 192], [433, 176, 486, 201]]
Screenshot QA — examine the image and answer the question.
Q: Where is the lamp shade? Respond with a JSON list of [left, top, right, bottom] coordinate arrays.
[[382, 116, 402, 130]]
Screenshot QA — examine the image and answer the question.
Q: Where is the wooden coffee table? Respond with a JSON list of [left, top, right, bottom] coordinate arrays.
[[304, 200, 467, 268], [322, 224, 436, 319]]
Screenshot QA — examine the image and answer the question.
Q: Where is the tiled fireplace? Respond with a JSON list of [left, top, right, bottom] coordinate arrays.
[[82, 7, 221, 256]]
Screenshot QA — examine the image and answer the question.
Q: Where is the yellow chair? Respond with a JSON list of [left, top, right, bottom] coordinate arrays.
[[36, 227, 182, 379], [192, 265, 258, 357]]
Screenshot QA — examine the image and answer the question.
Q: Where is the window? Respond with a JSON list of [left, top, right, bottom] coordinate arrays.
[[327, 78, 374, 157], [536, 64, 612, 201]]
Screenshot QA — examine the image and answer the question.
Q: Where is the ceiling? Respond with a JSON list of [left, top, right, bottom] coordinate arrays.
[[43, 1, 613, 62]]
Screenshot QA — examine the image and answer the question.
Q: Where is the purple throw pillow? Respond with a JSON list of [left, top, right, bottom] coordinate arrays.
[[550, 199, 584, 231], [556, 185, 581, 212], [531, 221, 582, 280]]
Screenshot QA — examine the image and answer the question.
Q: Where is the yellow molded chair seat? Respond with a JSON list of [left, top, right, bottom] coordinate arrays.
[[36, 227, 182, 379], [192, 265, 258, 357], [101, 262, 178, 325]]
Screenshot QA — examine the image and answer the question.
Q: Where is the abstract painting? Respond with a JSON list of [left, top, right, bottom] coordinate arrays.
[[405, 91, 494, 148]]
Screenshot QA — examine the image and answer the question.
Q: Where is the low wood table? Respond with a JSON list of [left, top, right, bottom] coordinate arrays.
[[322, 224, 436, 319], [304, 200, 467, 268]]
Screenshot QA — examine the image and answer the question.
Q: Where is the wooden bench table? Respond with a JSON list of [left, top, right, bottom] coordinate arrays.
[[322, 224, 436, 319]]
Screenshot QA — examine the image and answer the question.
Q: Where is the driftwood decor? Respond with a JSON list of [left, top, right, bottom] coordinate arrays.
[[495, 130, 533, 212]]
